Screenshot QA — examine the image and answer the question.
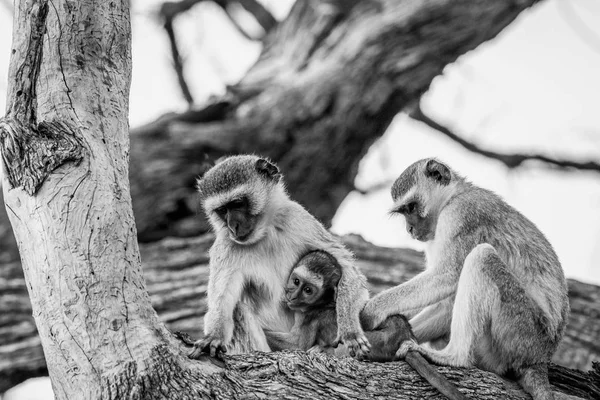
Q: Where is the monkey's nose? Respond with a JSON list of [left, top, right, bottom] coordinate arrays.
[[407, 225, 414, 235]]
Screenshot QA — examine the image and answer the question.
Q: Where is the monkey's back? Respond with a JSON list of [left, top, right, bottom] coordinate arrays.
[[442, 185, 569, 341]]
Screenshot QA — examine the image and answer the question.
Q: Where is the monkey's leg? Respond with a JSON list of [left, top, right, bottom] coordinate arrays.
[[409, 298, 453, 344], [398, 244, 502, 367], [228, 303, 270, 354]]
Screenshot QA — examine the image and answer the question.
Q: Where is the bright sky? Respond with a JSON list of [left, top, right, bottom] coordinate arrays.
[[1, 0, 599, 398]]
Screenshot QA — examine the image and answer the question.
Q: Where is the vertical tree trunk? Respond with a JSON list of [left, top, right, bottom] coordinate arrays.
[[0, 1, 203, 398]]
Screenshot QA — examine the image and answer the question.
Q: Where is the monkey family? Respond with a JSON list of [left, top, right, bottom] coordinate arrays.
[[189, 155, 569, 400]]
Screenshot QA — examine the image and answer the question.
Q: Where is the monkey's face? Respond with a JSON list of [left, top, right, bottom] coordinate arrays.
[[395, 198, 435, 242], [285, 266, 326, 311], [390, 159, 454, 242], [198, 156, 283, 245], [285, 252, 341, 311], [213, 197, 258, 244]]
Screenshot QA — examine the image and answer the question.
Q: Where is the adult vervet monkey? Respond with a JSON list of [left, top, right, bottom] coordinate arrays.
[[361, 158, 569, 400], [188, 155, 370, 359]]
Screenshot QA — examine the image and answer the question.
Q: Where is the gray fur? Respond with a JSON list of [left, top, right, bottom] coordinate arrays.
[[364, 158, 569, 400], [190, 154, 370, 359], [391, 160, 420, 201], [196, 155, 275, 200]]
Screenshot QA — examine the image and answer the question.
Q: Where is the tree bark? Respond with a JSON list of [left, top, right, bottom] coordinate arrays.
[[2, 234, 599, 398], [0, 0, 215, 398]]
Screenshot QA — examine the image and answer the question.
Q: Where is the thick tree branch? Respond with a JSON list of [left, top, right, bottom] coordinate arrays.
[[234, 0, 277, 34], [2, 234, 599, 396], [126, 0, 548, 240], [409, 103, 600, 173]]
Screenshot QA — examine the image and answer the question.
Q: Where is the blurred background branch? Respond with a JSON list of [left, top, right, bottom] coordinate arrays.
[[408, 102, 600, 173]]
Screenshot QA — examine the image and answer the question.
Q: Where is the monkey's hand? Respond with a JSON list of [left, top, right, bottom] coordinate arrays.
[[395, 339, 419, 360], [189, 335, 229, 359], [333, 330, 371, 359]]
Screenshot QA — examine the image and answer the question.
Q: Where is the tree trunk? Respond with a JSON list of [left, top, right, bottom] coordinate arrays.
[[2, 234, 599, 398], [0, 0, 215, 398]]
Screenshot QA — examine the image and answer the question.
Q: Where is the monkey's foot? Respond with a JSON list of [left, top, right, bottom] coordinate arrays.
[[334, 331, 371, 359], [188, 336, 228, 359], [395, 339, 419, 359]]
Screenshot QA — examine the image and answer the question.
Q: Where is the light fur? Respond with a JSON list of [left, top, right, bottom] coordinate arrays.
[[195, 155, 369, 356], [363, 158, 569, 400]]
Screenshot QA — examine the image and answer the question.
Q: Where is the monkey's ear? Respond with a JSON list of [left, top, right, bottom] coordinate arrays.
[[425, 159, 451, 186], [255, 158, 281, 182]]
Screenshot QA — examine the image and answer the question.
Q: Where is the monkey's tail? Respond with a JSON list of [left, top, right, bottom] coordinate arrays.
[[405, 352, 468, 400], [518, 364, 555, 400]]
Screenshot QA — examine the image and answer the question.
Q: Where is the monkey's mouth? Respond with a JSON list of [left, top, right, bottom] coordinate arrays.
[[231, 229, 254, 243], [285, 300, 305, 311]]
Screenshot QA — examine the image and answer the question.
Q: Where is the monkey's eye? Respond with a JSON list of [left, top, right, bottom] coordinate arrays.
[[303, 286, 312, 294], [229, 198, 245, 209], [215, 206, 227, 216], [293, 278, 300, 286], [406, 202, 417, 214]]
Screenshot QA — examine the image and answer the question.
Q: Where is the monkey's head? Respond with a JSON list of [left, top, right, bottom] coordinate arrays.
[[390, 158, 460, 242], [285, 250, 342, 312], [197, 155, 284, 245]]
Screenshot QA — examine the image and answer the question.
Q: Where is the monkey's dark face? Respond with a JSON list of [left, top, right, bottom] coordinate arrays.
[[199, 155, 284, 245], [285, 252, 341, 312], [285, 268, 324, 311], [214, 197, 257, 243], [391, 159, 453, 242], [285, 267, 336, 312], [392, 198, 435, 242]]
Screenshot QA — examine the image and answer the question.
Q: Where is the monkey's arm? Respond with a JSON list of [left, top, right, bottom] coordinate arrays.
[[361, 270, 457, 331], [190, 257, 244, 358], [293, 204, 369, 356], [322, 240, 371, 356]]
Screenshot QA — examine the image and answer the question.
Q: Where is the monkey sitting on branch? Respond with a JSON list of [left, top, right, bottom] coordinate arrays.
[[189, 155, 370, 359], [265, 250, 467, 400], [361, 158, 570, 400]]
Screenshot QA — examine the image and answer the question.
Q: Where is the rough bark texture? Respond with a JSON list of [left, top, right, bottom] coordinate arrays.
[[0, 1, 213, 398], [2, 234, 599, 398]]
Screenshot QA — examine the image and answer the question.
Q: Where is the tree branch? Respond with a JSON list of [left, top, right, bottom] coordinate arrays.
[[235, 0, 277, 33], [163, 16, 195, 106], [2, 234, 599, 396], [409, 103, 600, 173]]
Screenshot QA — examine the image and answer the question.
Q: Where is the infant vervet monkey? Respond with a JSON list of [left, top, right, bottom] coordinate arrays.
[[266, 250, 467, 400], [361, 158, 569, 400]]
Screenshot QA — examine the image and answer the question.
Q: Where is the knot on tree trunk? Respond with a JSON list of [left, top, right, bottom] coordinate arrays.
[[0, 118, 86, 195]]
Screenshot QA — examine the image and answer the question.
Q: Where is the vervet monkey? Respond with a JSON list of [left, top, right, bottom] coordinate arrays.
[[188, 155, 370, 359], [361, 158, 569, 400], [266, 250, 467, 400]]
